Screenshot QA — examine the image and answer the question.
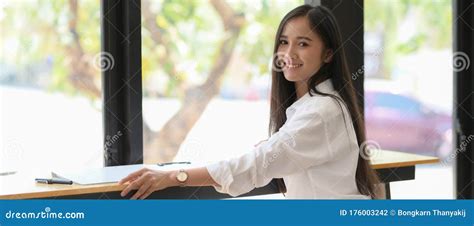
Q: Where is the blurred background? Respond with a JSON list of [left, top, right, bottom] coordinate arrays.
[[1, 0, 453, 199]]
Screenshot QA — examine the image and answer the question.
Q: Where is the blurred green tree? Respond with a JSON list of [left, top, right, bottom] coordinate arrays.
[[365, 0, 451, 78], [0, 0, 300, 163]]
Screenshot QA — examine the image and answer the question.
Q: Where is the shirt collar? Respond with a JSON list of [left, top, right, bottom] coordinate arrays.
[[285, 78, 335, 119], [314, 78, 335, 94]]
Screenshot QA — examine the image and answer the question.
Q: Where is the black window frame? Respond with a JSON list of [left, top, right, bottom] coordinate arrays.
[[454, 0, 473, 199], [102, 0, 143, 166]]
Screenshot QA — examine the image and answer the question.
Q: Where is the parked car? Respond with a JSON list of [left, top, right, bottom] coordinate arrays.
[[365, 91, 452, 159]]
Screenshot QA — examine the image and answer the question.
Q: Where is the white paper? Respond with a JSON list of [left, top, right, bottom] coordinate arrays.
[[51, 163, 198, 185]]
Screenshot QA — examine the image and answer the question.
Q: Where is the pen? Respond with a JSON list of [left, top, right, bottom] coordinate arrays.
[[157, 161, 191, 166], [35, 178, 73, 185], [0, 171, 16, 176]]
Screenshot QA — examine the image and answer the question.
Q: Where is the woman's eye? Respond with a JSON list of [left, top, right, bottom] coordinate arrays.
[[279, 40, 287, 45], [299, 42, 308, 47]]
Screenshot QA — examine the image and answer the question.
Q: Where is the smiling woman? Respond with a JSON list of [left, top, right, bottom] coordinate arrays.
[[277, 16, 333, 98], [120, 4, 380, 200]]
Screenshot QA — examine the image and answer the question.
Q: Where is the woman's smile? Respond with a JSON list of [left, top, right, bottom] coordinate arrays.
[[285, 63, 303, 69]]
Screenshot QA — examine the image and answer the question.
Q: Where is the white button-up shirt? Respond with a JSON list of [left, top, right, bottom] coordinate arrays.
[[206, 79, 370, 199]]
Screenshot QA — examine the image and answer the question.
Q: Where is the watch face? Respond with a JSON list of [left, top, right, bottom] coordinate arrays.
[[177, 171, 188, 182]]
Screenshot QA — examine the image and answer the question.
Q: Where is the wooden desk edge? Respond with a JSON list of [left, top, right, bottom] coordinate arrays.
[[372, 158, 439, 170], [1, 184, 124, 200]]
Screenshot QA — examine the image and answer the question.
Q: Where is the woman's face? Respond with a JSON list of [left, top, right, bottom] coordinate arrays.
[[277, 16, 332, 83]]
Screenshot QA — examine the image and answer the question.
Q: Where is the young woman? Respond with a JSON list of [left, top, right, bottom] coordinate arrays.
[[119, 5, 380, 199]]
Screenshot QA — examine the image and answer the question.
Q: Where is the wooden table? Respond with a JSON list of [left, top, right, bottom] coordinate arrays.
[[370, 150, 438, 199], [0, 150, 438, 200]]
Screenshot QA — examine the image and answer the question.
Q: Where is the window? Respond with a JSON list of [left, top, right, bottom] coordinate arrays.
[[369, 92, 423, 115], [140, 0, 303, 166], [364, 0, 453, 199], [0, 0, 103, 172], [1, 0, 302, 198]]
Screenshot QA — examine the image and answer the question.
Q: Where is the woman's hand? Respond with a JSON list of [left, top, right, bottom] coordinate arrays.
[[119, 168, 176, 200]]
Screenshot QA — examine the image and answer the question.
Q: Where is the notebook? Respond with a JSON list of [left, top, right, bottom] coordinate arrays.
[[51, 163, 197, 185]]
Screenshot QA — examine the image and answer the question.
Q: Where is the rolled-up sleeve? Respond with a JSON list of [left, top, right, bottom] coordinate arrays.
[[206, 106, 333, 197]]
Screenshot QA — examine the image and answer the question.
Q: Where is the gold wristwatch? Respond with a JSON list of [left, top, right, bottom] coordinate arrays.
[[176, 169, 188, 187]]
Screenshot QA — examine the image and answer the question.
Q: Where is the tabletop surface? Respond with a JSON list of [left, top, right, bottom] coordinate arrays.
[[370, 150, 439, 169], [0, 150, 439, 199]]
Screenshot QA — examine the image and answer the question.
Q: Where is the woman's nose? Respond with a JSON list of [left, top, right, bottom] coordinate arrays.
[[285, 46, 298, 60], [284, 51, 297, 62]]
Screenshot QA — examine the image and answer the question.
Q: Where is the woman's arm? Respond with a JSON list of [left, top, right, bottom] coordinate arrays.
[[168, 167, 220, 187], [119, 167, 219, 200]]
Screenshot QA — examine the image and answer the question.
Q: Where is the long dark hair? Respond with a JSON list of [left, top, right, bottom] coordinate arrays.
[[269, 5, 380, 199]]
